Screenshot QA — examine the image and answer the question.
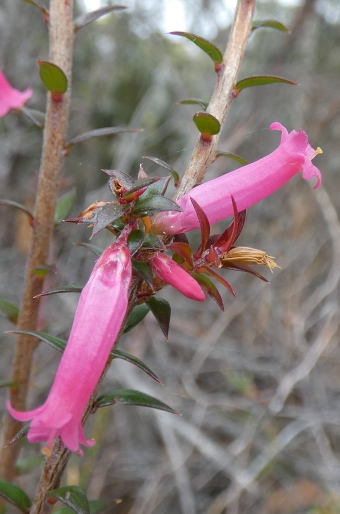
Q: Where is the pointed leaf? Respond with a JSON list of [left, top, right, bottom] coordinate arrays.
[[142, 234, 165, 251], [192, 273, 224, 311], [142, 156, 180, 186], [252, 19, 289, 33], [74, 242, 103, 257], [146, 297, 171, 339], [67, 127, 142, 147], [35, 285, 82, 297], [178, 98, 208, 110], [132, 260, 154, 287], [20, 107, 45, 128], [235, 75, 298, 94], [132, 196, 182, 217], [122, 177, 160, 201], [193, 112, 220, 141], [5, 423, 30, 447], [220, 261, 268, 282], [214, 152, 248, 166], [54, 189, 76, 224], [139, 177, 171, 200], [190, 198, 210, 254], [0, 298, 19, 324], [74, 5, 127, 31], [94, 388, 177, 414], [103, 169, 135, 190], [111, 349, 161, 383], [0, 479, 31, 513], [127, 230, 145, 255], [170, 32, 223, 71], [53, 500, 112, 514], [167, 242, 193, 266], [123, 304, 150, 333], [0, 199, 33, 222], [38, 61, 67, 94], [198, 266, 236, 296], [7, 330, 67, 352], [46, 486, 89, 514], [214, 198, 246, 251], [91, 202, 127, 238]]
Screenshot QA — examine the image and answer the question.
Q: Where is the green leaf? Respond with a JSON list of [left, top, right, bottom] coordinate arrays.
[[214, 152, 248, 166], [46, 486, 89, 514], [0, 199, 33, 222], [32, 264, 57, 279], [132, 196, 182, 217], [94, 388, 177, 414], [132, 260, 154, 287], [6, 423, 30, 448], [142, 156, 180, 186], [252, 19, 289, 33], [234, 75, 298, 94], [139, 177, 171, 200], [192, 273, 224, 311], [90, 202, 127, 238], [35, 285, 82, 297], [66, 127, 142, 147], [74, 5, 127, 31], [127, 230, 145, 256], [7, 330, 67, 352], [146, 297, 171, 340], [193, 112, 220, 141], [38, 61, 67, 94], [170, 32, 223, 71], [75, 242, 103, 257], [0, 298, 19, 324], [123, 304, 150, 333], [178, 98, 208, 110], [0, 479, 31, 513], [53, 500, 111, 514], [55, 189, 76, 224], [142, 233, 165, 251], [111, 348, 161, 383]]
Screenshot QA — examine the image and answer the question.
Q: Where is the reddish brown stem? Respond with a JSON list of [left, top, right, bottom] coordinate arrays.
[[174, 0, 255, 200], [0, 0, 74, 481]]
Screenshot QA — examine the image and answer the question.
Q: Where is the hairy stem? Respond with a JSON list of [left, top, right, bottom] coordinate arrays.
[[174, 0, 255, 200], [0, 0, 74, 481]]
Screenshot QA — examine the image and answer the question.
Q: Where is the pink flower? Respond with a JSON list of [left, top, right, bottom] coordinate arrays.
[[0, 70, 33, 117], [150, 252, 205, 301], [7, 235, 132, 455], [152, 123, 322, 235]]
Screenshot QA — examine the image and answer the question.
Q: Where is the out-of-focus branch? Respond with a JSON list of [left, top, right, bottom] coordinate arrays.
[[174, 0, 255, 200], [0, 0, 74, 481]]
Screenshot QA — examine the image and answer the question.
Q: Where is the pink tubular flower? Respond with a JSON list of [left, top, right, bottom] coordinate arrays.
[[152, 122, 322, 235], [0, 70, 33, 117], [7, 235, 132, 455], [150, 252, 205, 301]]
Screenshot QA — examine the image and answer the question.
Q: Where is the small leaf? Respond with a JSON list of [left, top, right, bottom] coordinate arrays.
[[53, 500, 112, 514], [46, 486, 90, 514], [111, 348, 161, 383], [214, 152, 248, 166], [20, 106, 45, 128], [38, 61, 67, 94], [123, 304, 150, 333], [127, 230, 145, 255], [198, 266, 236, 297], [192, 273, 224, 311], [35, 285, 82, 298], [0, 479, 31, 513], [74, 243, 103, 257], [252, 19, 289, 33], [0, 199, 33, 223], [142, 234, 165, 251], [5, 423, 30, 447], [178, 98, 208, 110], [146, 297, 171, 340], [142, 156, 180, 186], [190, 198, 210, 254], [54, 189, 76, 224], [90, 202, 127, 238], [0, 298, 19, 324], [66, 127, 142, 147], [170, 32, 223, 71], [74, 5, 127, 31], [7, 330, 67, 352], [167, 242, 193, 266], [139, 177, 171, 200], [132, 260, 154, 287], [94, 388, 177, 414], [123, 177, 160, 200], [132, 196, 182, 217], [103, 169, 135, 190], [193, 112, 220, 141], [234, 75, 298, 95], [33, 264, 57, 278]]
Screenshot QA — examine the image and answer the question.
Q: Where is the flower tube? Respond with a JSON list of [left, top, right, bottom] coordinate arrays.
[[152, 123, 322, 235], [0, 70, 33, 117], [7, 235, 132, 455], [150, 252, 205, 301]]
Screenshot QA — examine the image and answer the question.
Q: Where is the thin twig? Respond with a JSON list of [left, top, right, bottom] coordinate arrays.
[[0, 0, 74, 481]]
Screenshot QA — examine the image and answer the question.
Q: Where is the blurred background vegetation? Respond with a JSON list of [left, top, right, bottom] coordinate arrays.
[[1, 0, 340, 512]]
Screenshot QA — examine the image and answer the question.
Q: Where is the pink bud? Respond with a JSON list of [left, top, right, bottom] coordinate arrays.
[[0, 70, 33, 117], [152, 123, 322, 235], [150, 252, 205, 301], [7, 236, 131, 455]]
